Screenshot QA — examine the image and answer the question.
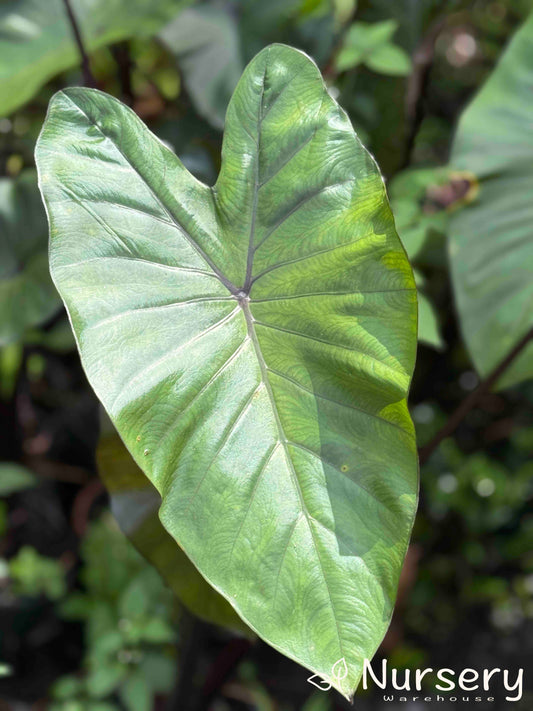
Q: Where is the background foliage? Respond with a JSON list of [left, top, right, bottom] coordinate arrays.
[[1, 1, 532, 710]]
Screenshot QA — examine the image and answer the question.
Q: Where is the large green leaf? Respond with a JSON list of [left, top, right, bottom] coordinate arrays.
[[36, 44, 418, 699], [0, 170, 61, 345], [97, 427, 251, 634], [0, 0, 189, 116], [449, 14, 533, 389]]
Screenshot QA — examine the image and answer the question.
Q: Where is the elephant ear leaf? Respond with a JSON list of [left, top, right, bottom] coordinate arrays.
[[36, 44, 418, 700]]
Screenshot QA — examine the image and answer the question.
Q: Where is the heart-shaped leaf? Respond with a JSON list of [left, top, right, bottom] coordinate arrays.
[[36, 44, 418, 699], [449, 13, 533, 388]]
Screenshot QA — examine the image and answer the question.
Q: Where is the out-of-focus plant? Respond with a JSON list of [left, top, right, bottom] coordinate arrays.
[[6, 546, 67, 600], [335, 20, 412, 75], [0, 171, 61, 347], [55, 514, 177, 711]]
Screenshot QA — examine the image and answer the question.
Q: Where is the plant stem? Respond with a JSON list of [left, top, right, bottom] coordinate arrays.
[[400, 17, 446, 171], [418, 326, 533, 466], [166, 611, 207, 711], [112, 42, 134, 106], [62, 0, 96, 88], [194, 637, 252, 711]]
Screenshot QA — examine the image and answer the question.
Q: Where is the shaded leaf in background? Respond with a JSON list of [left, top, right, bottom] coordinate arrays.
[[159, 4, 243, 129], [97, 427, 251, 634], [36, 44, 418, 698], [449, 13, 533, 388], [0, 0, 191, 116], [0, 170, 60, 345], [153, 113, 219, 186]]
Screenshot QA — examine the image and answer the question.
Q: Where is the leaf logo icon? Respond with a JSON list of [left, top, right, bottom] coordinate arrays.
[[307, 658, 348, 692], [306, 674, 332, 691], [332, 657, 348, 684]]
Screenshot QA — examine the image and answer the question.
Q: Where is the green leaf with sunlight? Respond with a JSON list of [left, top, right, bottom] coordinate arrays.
[[36, 44, 418, 699], [0, 170, 61, 345], [449, 13, 533, 388], [97, 427, 251, 634], [0, 0, 190, 116]]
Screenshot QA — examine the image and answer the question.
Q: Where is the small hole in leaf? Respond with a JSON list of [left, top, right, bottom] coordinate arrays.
[[341, 464, 348, 472]]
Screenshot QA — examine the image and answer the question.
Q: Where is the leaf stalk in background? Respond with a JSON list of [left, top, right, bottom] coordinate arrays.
[[62, 0, 96, 87], [418, 326, 533, 466]]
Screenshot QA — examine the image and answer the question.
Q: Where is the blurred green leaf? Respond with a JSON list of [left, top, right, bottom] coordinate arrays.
[[140, 618, 175, 644], [138, 652, 174, 692], [0, 342, 23, 399], [8, 545, 66, 600], [389, 167, 452, 265], [0, 170, 60, 345], [0, 462, 37, 495], [336, 20, 400, 71], [418, 291, 443, 350], [24, 318, 76, 352], [86, 665, 127, 699], [159, 5, 243, 129], [449, 12, 533, 388], [118, 577, 150, 621], [365, 43, 412, 76], [51, 676, 84, 700], [302, 692, 333, 711], [0, 0, 192, 116], [118, 672, 151, 711]]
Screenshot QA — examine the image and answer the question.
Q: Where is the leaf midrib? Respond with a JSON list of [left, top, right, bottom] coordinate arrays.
[[243, 60, 267, 293], [241, 298, 344, 661]]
